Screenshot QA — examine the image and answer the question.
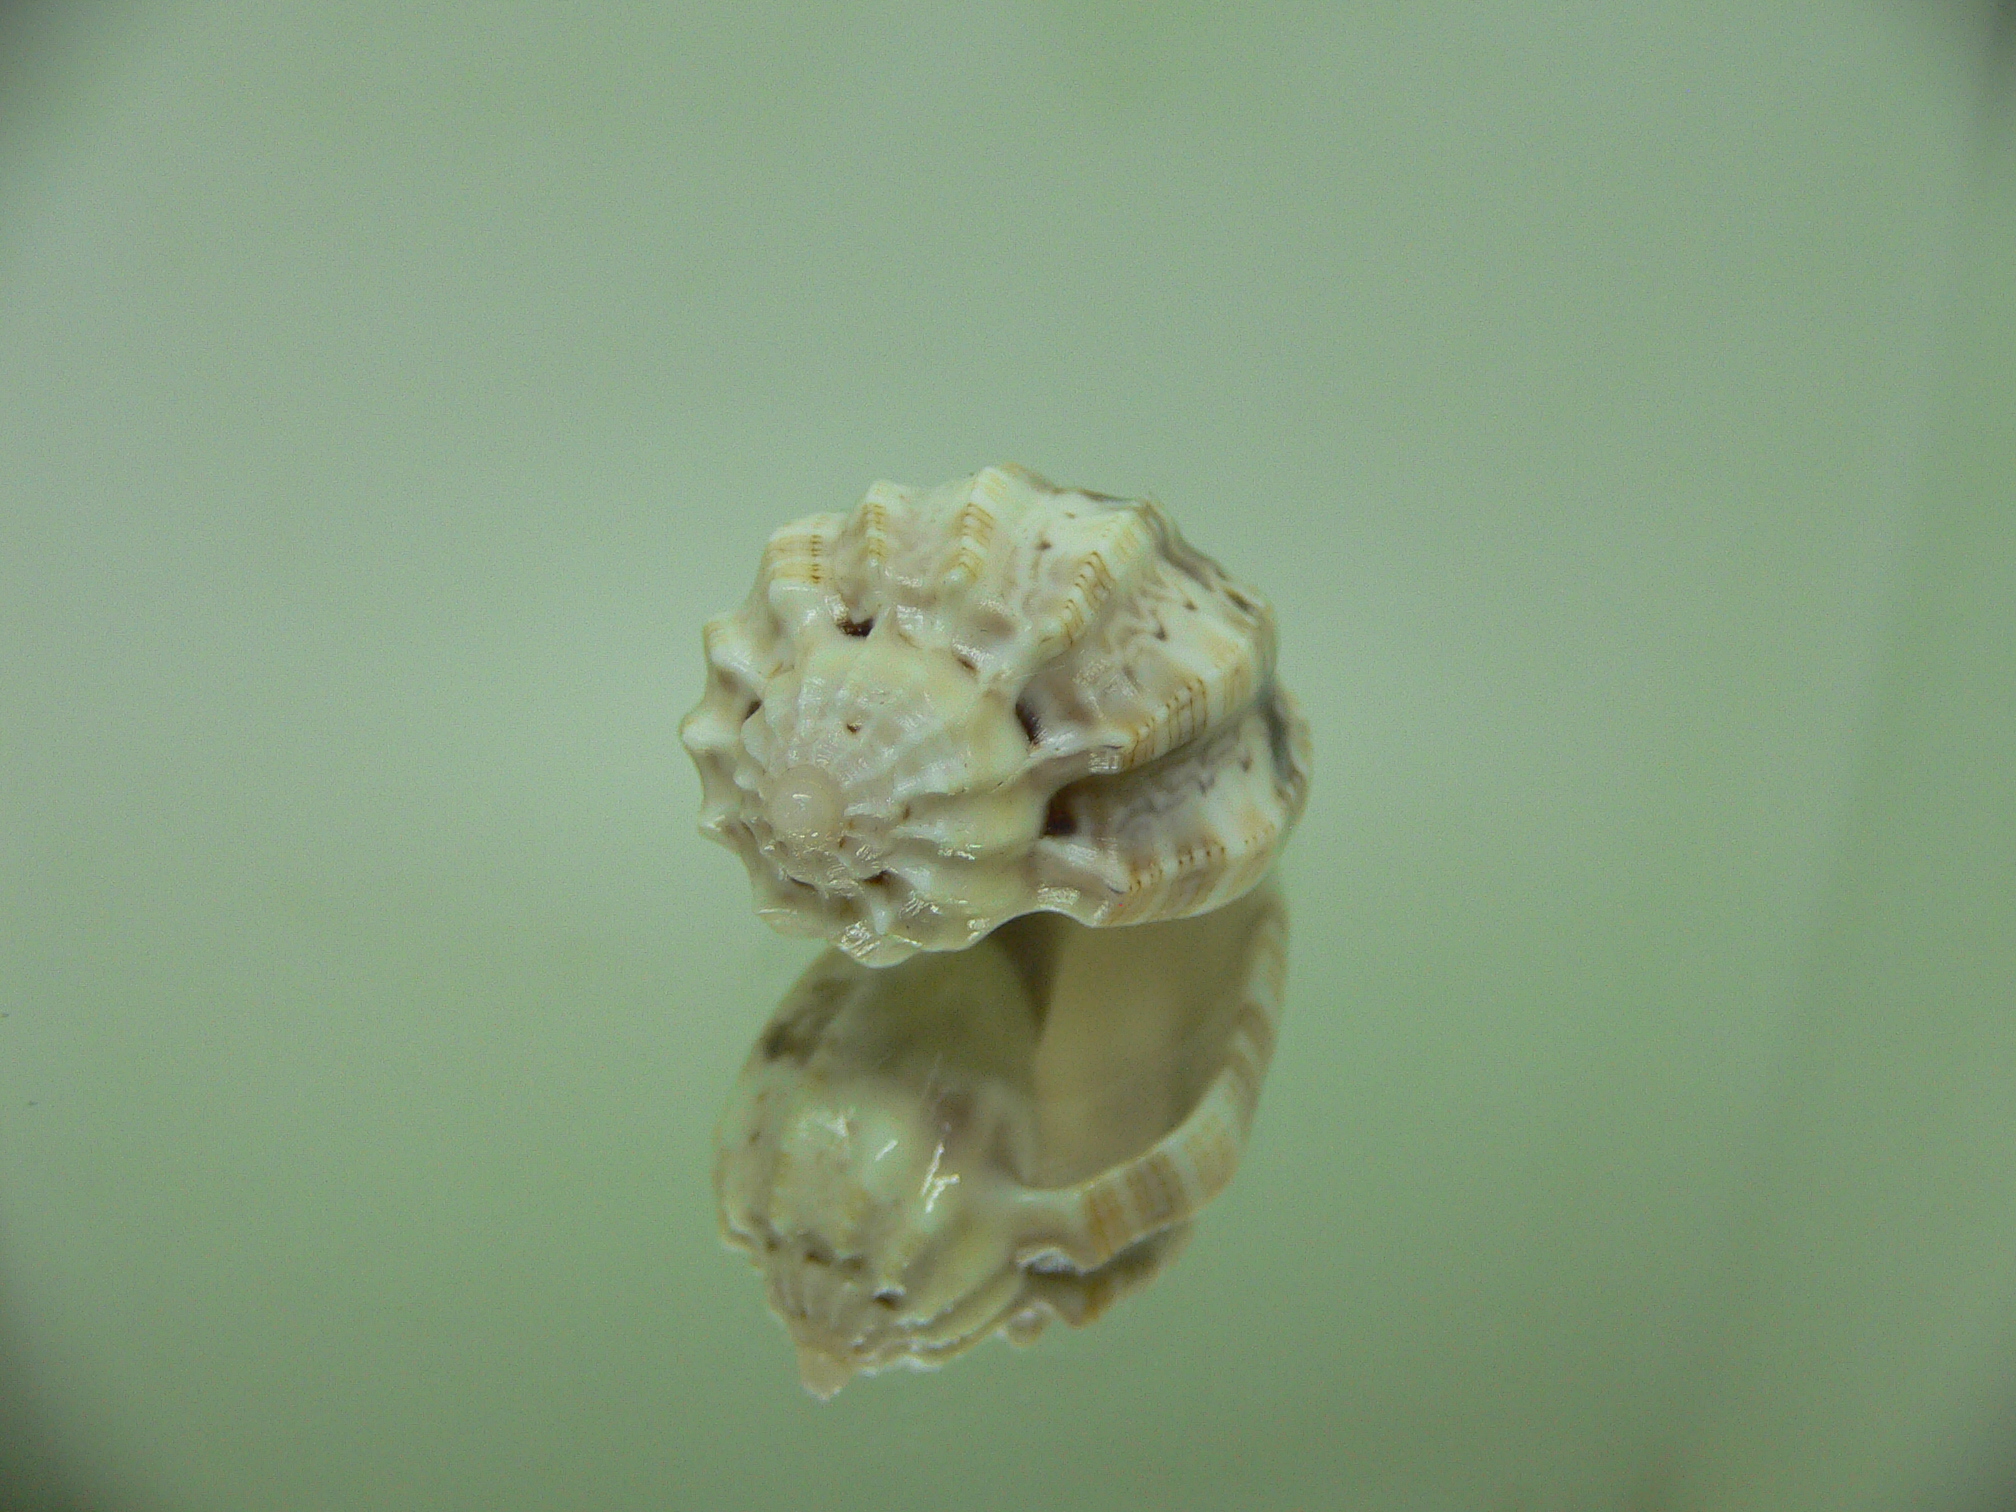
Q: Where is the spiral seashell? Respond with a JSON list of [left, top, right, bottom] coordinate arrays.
[[680, 464, 1311, 966], [713, 881, 1288, 1397]]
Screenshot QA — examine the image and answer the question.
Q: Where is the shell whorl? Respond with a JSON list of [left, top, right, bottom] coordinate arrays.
[[681, 465, 1310, 965]]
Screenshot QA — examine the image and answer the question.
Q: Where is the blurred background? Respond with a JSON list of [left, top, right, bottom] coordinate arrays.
[[2, 2, 2012, 1508]]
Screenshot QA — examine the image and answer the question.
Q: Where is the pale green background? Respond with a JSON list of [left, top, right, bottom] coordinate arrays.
[[2, 3, 2013, 1510]]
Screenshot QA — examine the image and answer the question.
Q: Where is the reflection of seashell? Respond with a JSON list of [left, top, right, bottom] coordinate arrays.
[[681, 465, 1311, 966], [713, 881, 1287, 1398]]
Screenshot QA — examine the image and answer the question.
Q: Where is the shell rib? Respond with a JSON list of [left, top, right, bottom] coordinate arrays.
[[712, 881, 1288, 1398], [681, 464, 1311, 965]]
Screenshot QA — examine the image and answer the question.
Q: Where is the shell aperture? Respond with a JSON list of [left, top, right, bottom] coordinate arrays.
[[712, 882, 1288, 1397]]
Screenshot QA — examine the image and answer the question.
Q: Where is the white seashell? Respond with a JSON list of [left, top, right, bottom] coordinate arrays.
[[681, 464, 1311, 966], [713, 880, 1287, 1398]]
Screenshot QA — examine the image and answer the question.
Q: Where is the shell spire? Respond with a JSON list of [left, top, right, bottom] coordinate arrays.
[[681, 465, 1311, 966]]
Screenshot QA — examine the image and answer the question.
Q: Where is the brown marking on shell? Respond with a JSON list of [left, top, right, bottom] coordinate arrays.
[[1041, 790, 1077, 838], [857, 482, 902, 581], [944, 497, 997, 587], [1015, 698, 1043, 746]]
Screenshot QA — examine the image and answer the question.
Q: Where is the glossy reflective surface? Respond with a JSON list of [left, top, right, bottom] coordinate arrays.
[[715, 885, 1286, 1398], [2, 5, 2012, 1509]]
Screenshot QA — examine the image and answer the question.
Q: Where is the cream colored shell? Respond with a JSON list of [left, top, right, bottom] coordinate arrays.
[[713, 882, 1287, 1397], [680, 464, 1311, 966]]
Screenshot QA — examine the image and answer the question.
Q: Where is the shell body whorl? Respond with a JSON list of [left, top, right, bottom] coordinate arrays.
[[681, 465, 1311, 966]]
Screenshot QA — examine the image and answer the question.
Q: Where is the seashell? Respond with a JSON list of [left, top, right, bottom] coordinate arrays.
[[713, 880, 1288, 1398], [681, 464, 1311, 966]]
